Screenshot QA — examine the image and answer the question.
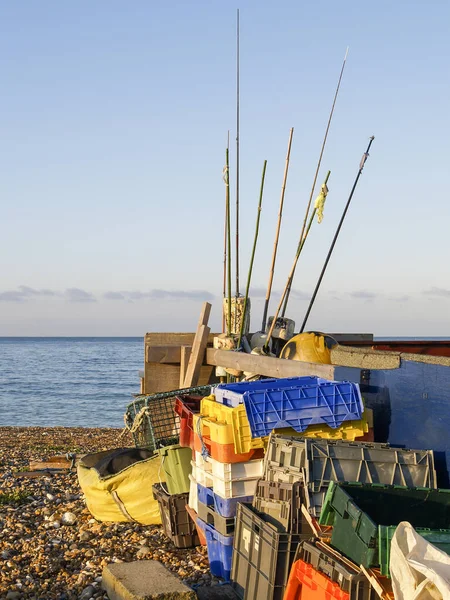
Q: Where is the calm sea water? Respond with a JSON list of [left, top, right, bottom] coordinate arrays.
[[0, 336, 448, 428], [0, 337, 143, 427]]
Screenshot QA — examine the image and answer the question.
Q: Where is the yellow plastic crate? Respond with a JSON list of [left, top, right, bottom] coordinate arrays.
[[195, 396, 372, 453], [276, 408, 372, 440], [195, 397, 268, 454]]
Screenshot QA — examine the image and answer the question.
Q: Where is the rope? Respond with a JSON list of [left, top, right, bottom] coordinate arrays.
[[196, 415, 210, 460]]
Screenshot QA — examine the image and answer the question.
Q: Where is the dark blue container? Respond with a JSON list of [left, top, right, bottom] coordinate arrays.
[[243, 380, 363, 438], [197, 518, 234, 581], [197, 483, 253, 518]]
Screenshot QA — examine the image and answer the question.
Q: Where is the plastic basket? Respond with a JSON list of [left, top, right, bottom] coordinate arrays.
[[152, 483, 199, 548], [215, 377, 326, 407], [124, 385, 213, 450], [319, 481, 450, 571], [243, 380, 363, 438], [197, 518, 234, 581], [197, 483, 253, 518], [304, 439, 437, 517]]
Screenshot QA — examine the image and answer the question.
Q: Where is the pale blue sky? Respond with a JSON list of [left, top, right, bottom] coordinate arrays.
[[1, 1, 449, 336]]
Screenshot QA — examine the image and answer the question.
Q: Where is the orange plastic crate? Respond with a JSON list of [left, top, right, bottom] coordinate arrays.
[[185, 504, 206, 546], [283, 559, 349, 600], [193, 430, 264, 464]]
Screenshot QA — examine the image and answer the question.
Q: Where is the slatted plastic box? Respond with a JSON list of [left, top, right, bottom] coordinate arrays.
[[215, 377, 325, 407], [286, 539, 377, 599], [243, 379, 363, 437], [319, 481, 450, 571], [304, 439, 437, 517], [231, 502, 306, 600], [152, 483, 200, 549], [197, 482, 253, 518]]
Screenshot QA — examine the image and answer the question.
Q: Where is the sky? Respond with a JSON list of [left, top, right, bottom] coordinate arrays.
[[0, 1, 449, 337]]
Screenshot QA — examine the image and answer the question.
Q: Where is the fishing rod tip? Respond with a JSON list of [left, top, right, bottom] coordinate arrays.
[[344, 46, 349, 60]]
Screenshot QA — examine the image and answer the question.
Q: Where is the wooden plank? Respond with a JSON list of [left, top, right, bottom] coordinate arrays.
[[145, 363, 215, 395], [183, 324, 211, 387], [179, 345, 191, 387], [146, 345, 192, 364], [206, 348, 336, 379]]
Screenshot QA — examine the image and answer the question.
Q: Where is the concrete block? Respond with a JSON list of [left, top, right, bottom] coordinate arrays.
[[102, 560, 197, 600]]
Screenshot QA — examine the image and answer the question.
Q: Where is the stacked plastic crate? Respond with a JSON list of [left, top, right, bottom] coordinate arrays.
[[151, 441, 198, 548], [231, 431, 439, 599], [150, 392, 212, 549], [192, 392, 266, 581]]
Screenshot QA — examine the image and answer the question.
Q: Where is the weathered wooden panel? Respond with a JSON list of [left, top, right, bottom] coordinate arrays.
[[206, 348, 336, 379]]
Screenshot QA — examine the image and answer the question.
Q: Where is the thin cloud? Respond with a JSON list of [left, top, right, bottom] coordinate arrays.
[[249, 288, 309, 300], [349, 290, 378, 301], [64, 288, 97, 303], [389, 295, 410, 302], [423, 287, 450, 298], [103, 289, 215, 302], [0, 286, 61, 302], [0, 290, 27, 302], [18, 286, 59, 297], [103, 291, 126, 300]]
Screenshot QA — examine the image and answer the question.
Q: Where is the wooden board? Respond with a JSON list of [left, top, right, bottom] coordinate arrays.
[[144, 331, 216, 394], [179, 346, 190, 387], [146, 345, 192, 364], [183, 324, 211, 387], [206, 348, 336, 379]]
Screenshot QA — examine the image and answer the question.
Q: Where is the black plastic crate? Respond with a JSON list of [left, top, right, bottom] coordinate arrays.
[[231, 502, 309, 600], [252, 479, 314, 535], [297, 539, 377, 599], [152, 483, 199, 548], [197, 500, 235, 536]]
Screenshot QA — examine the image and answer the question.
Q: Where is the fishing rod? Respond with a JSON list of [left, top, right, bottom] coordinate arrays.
[[222, 132, 230, 333], [261, 128, 294, 332], [224, 140, 232, 337], [264, 171, 330, 351], [235, 8, 240, 299], [299, 136, 375, 333], [237, 160, 267, 350], [282, 47, 349, 317]]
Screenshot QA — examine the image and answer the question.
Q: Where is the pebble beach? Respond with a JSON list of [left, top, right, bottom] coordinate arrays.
[[0, 427, 212, 600]]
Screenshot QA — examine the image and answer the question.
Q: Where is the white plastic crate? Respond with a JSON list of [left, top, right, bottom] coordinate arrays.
[[188, 474, 199, 513], [195, 450, 213, 473], [205, 455, 264, 480], [190, 461, 214, 488], [213, 475, 259, 499], [193, 460, 259, 499]]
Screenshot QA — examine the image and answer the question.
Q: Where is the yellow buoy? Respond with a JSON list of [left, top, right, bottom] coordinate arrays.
[[280, 332, 337, 364]]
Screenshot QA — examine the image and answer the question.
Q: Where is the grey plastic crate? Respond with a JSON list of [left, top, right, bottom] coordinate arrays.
[[252, 479, 313, 535], [264, 434, 307, 479], [197, 500, 235, 536], [266, 464, 305, 485], [304, 439, 437, 517], [231, 503, 306, 600]]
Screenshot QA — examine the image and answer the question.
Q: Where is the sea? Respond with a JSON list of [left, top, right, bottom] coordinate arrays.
[[0, 337, 143, 428], [0, 336, 448, 428]]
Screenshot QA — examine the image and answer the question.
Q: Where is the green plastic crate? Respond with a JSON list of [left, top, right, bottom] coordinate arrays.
[[378, 525, 450, 577], [319, 481, 450, 571], [158, 444, 192, 495]]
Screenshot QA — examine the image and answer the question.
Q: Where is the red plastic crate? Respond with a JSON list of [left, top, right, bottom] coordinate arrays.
[[283, 559, 349, 600], [174, 395, 203, 449]]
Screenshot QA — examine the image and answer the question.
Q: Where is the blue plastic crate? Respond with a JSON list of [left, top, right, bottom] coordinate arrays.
[[197, 518, 234, 581], [244, 380, 363, 438], [215, 376, 326, 407], [197, 483, 253, 518]]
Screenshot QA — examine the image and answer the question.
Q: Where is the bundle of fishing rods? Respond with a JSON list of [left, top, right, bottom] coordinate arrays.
[[222, 29, 375, 358]]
